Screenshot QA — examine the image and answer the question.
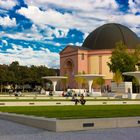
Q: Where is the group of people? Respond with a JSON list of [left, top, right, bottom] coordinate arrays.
[[62, 90, 73, 97], [71, 94, 86, 105]]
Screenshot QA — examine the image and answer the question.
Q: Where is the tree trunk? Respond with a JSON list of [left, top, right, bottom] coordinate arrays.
[[0, 83, 2, 93], [22, 84, 25, 92]]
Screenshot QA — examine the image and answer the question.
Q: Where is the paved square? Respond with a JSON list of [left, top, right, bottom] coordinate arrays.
[[0, 119, 139, 140]]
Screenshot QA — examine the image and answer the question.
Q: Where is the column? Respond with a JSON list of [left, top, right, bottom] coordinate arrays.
[[88, 80, 93, 93], [52, 81, 57, 92]]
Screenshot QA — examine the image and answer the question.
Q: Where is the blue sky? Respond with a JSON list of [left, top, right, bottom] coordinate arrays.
[[0, 0, 140, 68]]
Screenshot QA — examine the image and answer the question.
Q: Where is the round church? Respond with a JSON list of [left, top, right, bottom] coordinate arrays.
[[60, 23, 140, 89]]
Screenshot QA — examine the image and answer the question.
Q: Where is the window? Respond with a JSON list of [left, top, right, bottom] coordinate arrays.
[[81, 53, 84, 60]]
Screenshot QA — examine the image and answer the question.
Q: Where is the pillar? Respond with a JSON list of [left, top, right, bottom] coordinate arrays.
[[88, 80, 93, 93], [52, 81, 57, 92]]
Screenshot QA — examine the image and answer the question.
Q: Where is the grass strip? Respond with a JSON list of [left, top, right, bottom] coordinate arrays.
[[0, 105, 140, 119]]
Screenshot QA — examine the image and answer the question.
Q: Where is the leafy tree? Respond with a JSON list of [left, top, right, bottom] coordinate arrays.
[[113, 70, 123, 88], [8, 61, 20, 84], [93, 77, 105, 90], [30, 65, 56, 89], [0, 67, 7, 92], [0, 61, 58, 93], [18, 66, 32, 92], [133, 45, 140, 70], [75, 72, 87, 89], [107, 41, 138, 73]]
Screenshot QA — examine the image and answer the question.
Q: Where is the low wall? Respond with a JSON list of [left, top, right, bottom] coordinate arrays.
[[0, 112, 56, 131], [126, 93, 140, 99], [56, 117, 140, 132], [0, 113, 140, 132]]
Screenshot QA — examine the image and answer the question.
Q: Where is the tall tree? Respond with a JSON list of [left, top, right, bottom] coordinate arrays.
[[93, 77, 105, 90], [107, 41, 138, 73], [0, 61, 58, 92], [133, 45, 140, 70], [75, 72, 86, 90], [113, 70, 123, 87]]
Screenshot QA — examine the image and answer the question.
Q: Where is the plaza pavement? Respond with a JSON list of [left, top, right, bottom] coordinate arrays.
[[0, 119, 140, 140], [0, 100, 140, 106]]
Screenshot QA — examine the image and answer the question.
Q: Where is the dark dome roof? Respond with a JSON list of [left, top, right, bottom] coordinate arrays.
[[82, 23, 140, 50]]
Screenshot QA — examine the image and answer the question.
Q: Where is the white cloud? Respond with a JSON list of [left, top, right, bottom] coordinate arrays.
[[128, 0, 140, 14], [2, 40, 8, 46], [68, 43, 74, 46], [75, 42, 82, 46], [0, 25, 68, 41], [0, 0, 18, 10], [17, 1, 119, 34], [53, 28, 69, 38], [55, 43, 61, 46], [0, 31, 43, 41], [17, 5, 99, 33], [1, 44, 59, 68], [42, 26, 69, 39], [17, 6, 75, 29], [0, 16, 16, 27], [123, 14, 140, 25], [31, 24, 38, 33], [83, 33, 89, 40], [21, 0, 140, 38], [1, 0, 140, 68], [25, 0, 118, 12]]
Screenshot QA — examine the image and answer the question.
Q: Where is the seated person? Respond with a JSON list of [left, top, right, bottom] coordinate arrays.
[[49, 91, 53, 96], [79, 94, 86, 105], [62, 91, 65, 97], [71, 94, 79, 105]]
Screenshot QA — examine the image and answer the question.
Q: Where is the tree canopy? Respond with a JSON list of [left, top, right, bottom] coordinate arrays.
[[107, 41, 140, 73], [0, 61, 57, 92], [113, 70, 123, 87]]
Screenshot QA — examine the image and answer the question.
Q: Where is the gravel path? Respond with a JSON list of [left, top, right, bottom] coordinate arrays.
[[0, 119, 139, 140]]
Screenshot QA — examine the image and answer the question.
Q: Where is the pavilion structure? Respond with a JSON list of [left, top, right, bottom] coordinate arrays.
[[42, 76, 67, 92], [123, 71, 140, 84], [123, 71, 140, 99], [75, 74, 104, 93]]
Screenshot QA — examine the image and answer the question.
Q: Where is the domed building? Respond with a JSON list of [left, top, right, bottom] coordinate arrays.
[[60, 23, 140, 89]]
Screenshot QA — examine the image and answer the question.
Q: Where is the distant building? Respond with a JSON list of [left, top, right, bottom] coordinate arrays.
[[60, 23, 140, 89]]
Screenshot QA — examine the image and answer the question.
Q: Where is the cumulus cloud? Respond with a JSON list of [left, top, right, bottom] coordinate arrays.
[[24, 0, 118, 12], [55, 43, 61, 47], [1, 0, 140, 68], [20, 0, 140, 38], [128, 0, 140, 14], [16, 5, 103, 34], [17, 6, 76, 29], [0, 25, 68, 41], [0, 16, 16, 27], [75, 42, 82, 46], [2, 40, 8, 46], [0, 31, 42, 41], [42, 26, 69, 39], [1, 44, 59, 68], [0, 0, 18, 10]]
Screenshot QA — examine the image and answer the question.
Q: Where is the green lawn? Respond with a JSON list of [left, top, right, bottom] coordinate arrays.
[[0, 105, 140, 119]]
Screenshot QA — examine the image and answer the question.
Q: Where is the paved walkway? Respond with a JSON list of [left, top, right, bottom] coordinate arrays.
[[1, 100, 140, 106], [0, 119, 140, 140]]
